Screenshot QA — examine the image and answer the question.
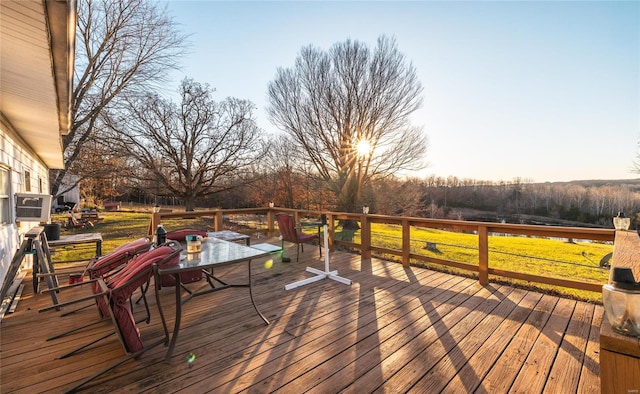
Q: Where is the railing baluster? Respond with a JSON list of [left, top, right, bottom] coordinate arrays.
[[361, 214, 371, 260], [214, 210, 222, 231], [402, 219, 410, 267], [478, 225, 488, 285]]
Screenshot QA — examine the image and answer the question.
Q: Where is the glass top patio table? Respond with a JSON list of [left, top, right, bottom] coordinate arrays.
[[159, 237, 265, 273], [154, 237, 276, 360], [206, 230, 251, 246]]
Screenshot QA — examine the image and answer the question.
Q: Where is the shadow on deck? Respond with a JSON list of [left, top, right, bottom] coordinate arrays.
[[0, 236, 601, 393]]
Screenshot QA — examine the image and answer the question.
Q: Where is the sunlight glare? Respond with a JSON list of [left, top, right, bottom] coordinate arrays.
[[356, 139, 371, 157]]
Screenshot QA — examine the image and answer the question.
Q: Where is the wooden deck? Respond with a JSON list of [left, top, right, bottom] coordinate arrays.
[[0, 238, 602, 393]]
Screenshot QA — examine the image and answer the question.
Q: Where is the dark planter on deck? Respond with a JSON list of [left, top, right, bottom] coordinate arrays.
[[44, 223, 60, 241]]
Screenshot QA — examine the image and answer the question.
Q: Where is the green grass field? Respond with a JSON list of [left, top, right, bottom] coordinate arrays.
[[50, 211, 610, 302], [355, 223, 610, 301]]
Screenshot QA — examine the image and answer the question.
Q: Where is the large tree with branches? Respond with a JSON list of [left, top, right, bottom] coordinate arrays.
[[51, 0, 188, 198], [104, 78, 267, 211], [267, 35, 428, 214]]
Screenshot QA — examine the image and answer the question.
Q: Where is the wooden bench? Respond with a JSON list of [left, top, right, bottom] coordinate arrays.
[[103, 202, 120, 211]]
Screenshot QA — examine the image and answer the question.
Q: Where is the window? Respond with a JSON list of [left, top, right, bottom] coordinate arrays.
[[0, 167, 11, 225], [24, 171, 31, 192], [38, 177, 43, 193]]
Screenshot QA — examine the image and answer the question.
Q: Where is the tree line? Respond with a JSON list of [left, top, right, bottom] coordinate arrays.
[[89, 163, 640, 228], [372, 176, 640, 227], [55, 0, 640, 229]]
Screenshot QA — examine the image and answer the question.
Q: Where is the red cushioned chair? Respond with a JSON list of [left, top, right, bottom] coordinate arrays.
[[160, 228, 208, 287], [42, 238, 153, 353], [44, 237, 151, 312], [56, 243, 181, 393], [67, 212, 93, 229], [166, 228, 207, 242], [85, 238, 152, 317], [276, 214, 321, 262]]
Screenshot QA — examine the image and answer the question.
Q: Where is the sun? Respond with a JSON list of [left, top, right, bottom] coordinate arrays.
[[356, 139, 371, 157]]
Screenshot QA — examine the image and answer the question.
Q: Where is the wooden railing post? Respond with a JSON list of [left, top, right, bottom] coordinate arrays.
[[293, 211, 300, 225], [478, 225, 488, 285], [402, 219, 410, 267], [214, 209, 223, 231], [361, 214, 371, 260], [328, 213, 335, 252], [148, 212, 161, 237], [267, 208, 274, 236]]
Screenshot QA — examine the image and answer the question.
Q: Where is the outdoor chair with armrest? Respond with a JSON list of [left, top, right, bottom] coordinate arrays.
[[49, 243, 182, 394], [41, 238, 153, 348], [161, 228, 208, 287], [44, 238, 152, 318], [276, 213, 321, 262], [87, 238, 153, 310], [67, 212, 93, 229]]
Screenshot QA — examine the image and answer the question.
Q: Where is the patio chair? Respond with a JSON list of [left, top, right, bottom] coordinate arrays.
[[67, 212, 93, 229], [166, 228, 207, 242], [85, 238, 153, 315], [60, 243, 181, 393], [41, 238, 153, 351], [160, 228, 208, 287], [276, 213, 321, 262], [45, 238, 152, 318]]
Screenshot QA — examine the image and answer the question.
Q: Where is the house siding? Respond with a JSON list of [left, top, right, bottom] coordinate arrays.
[[0, 115, 51, 289]]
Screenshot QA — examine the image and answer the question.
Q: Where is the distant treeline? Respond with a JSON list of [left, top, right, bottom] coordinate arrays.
[[369, 176, 640, 227], [104, 174, 640, 228]]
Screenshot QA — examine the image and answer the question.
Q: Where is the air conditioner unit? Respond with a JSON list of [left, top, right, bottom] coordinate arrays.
[[15, 193, 52, 222]]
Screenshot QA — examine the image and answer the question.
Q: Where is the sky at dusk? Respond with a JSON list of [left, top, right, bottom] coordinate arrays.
[[163, 0, 639, 183]]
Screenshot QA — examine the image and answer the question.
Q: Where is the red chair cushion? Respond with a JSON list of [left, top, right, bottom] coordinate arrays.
[[160, 230, 206, 286], [111, 299, 142, 353], [107, 246, 179, 288], [166, 229, 207, 242], [88, 238, 152, 318], [297, 231, 318, 243], [276, 214, 318, 244], [87, 238, 151, 279], [108, 246, 180, 354], [276, 214, 298, 243]]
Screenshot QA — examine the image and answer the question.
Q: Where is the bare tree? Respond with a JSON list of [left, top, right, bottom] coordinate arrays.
[[264, 135, 300, 208], [372, 177, 425, 217], [104, 78, 267, 211], [267, 36, 427, 214], [74, 140, 131, 206], [51, 0, 188, 198]]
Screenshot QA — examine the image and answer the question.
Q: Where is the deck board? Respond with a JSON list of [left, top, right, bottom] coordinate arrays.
[[510, 297, 574, 393], [379, 284, 511, 393], [411, 287, 529, 392], [577, 304, 603, 393], [476, 294, 559, 393], [0, 237, 603, 393], [545, 301, 594, 393], [441, 290, 544, 392]]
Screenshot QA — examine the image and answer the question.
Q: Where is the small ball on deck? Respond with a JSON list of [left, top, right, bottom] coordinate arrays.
[[187, 352, 196, 367]]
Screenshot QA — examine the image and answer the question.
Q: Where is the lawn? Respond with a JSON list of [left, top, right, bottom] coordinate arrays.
[[360, 223, 611, 301]]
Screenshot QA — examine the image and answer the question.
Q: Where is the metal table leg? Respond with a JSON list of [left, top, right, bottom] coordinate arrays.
[[164, 273, 183, 361], [248, 259, 269, 325]]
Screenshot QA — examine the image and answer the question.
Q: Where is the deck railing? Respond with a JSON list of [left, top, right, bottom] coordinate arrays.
[[149, 207, 615, 293]]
